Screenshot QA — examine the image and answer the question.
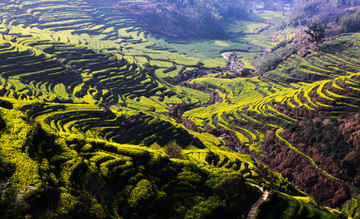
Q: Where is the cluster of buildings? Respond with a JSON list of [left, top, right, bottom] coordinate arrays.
[[251, 2, 295, 14]]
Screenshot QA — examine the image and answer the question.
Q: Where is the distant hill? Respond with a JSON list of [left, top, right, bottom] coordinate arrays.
[[290, 0, 360, 26], [116, 0, 247, 39]]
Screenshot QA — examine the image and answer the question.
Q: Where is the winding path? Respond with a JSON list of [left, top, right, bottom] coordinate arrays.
[[246, 190, 270, 219]]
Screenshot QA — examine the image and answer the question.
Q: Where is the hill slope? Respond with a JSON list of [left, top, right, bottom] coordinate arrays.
[[0, 0, 359, 218]]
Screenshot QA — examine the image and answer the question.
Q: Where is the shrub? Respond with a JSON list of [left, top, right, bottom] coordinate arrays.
[[56, 192, 77, 215], [254, 40, 302, 75], [165, 144, 186, 160]]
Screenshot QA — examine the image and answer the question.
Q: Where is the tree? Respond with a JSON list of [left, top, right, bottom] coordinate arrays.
[[305, 22, 325, 45], [214, 176, 259, 218]]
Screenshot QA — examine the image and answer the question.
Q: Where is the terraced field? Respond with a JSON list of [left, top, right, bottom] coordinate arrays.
[[183, 34, 360, 151], [0, 0, 291, 78], [177, 33, 360, 212], [0, 1, 359, 218]]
